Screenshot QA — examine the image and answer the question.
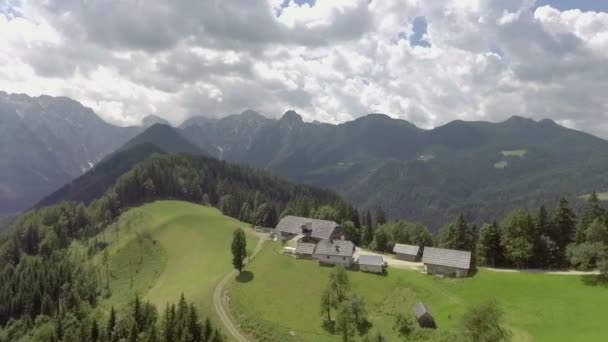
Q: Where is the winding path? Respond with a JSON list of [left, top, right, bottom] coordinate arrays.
[[213, 233, 268, 342]]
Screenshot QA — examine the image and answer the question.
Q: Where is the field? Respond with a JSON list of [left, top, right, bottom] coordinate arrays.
[[95, 200, 258, 317], [501, 149, 528, 157], [494, 160, 508, 169], [579, 192, 608, 201], [229, 242, 608, 342]]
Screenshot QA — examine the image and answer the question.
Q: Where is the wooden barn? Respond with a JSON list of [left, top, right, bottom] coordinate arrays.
[[413, 302, 436, 328], [393, 243, 420, 261]]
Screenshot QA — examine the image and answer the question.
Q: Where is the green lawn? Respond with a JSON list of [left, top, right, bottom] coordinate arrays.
[[229, 242, 608, 342], [501, 149, 527, 157], [97, 200, 258, 318]]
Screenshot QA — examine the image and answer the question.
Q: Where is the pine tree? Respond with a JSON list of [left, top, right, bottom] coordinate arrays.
[[107, 306, 117, 341], [231, 228, 247, 273], [553, 198, 576, 251], [579, 192, 606, 242], [477, 222, 502, 267], [375, 206, 387, 226], [187, 304, 202, 342], [91, 319, 100, 342]]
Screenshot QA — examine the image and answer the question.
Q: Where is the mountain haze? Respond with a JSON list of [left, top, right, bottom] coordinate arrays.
[[0, 92, 141, 215]]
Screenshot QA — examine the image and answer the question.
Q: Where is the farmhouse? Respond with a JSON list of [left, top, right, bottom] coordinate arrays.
[[357, 255, 384, 274], [413, 302, 436, 328], [313, 239, 355, 267], [421, 247, 471, 278], [275, 216, 342, 242], [393, 243, 420, 261]]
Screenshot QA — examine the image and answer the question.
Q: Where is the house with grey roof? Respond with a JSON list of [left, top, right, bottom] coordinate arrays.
[[421, 247, 471, 278], [357, 254, 385, 274], [393, 243, 421, 261], [275, 216, 342, 242], [295, 242, 316, 259], [413, 303, 436, 328], [313, 239, 355, 267]]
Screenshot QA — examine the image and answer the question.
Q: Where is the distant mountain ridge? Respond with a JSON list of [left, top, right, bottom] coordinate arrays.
[[179, 110, 608, 228], [0, 92, 145, 215], [5, 91, 608, 229]]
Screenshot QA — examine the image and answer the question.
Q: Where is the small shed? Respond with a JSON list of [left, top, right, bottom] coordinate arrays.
[[295, 242, 316, 259], [393, 244, 420, 261], [421, 247, 471, 278], [358, 255, 384, 274], [413, 302, 436, 328]]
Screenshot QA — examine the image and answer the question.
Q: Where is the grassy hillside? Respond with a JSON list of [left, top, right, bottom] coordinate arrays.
[[229, 242, 608, 342], [95, 200, 259, 318]]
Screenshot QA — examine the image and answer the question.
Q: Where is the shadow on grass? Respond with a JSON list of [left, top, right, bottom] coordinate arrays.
[[322, 320, 335, 333], [581, 274, 608, 287], [236, 271, 254, 283], [357, 320, 372, 335]]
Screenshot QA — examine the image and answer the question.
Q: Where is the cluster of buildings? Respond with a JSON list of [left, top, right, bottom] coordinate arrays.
[[275, 215, 472, 278], [276, 215, 386, 273]]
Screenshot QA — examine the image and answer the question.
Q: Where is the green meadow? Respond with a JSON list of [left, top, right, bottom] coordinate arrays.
[[229, 242, 608, 342], [94, 200, 258, 318]]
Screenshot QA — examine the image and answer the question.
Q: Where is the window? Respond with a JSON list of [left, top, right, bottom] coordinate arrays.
[[327, 256, 330, 260], [342, 257, 345, 261]]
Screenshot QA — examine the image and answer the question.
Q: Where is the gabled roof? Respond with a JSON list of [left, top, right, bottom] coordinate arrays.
[[414, 302, 432, 319], [314, 239, 355, 258], [393, 243, 420, 256], [358, 254, 383, 267], [421, 247, 471, 270], [295, 242, 316, 255], [275, 216, 339, 240]]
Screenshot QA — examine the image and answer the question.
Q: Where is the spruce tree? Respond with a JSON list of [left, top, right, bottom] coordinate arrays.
[[477, 222, 502, 267], [375, 206, 387, 226], [107, 306, 117, 341], [231, 228, 247, 273], [553, 198, 576, 251]]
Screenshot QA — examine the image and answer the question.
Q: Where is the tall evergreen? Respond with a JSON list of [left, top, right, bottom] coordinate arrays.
[[578, 192, 606, 242], [477, 222, 502, 267], [553, 198, 576, 251], [375, 206, 387, 226], [231, 228, 247, 273]]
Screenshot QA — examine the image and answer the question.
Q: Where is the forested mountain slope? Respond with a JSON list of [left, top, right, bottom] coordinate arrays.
[[181, 112, 608, 229]]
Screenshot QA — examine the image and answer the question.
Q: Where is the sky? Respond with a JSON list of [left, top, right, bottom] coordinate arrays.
[[0, 1, 607, 137]]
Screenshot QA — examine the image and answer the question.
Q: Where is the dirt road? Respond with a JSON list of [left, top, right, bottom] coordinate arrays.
[[213, 233, 267, 342]]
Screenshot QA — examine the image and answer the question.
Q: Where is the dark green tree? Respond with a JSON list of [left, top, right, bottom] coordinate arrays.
[[375, 206, 387, 226], [335, 302, 356, 342], [477, 222, 502, 267], [231, 228, 247, 273], [553, 198, 576, 251]]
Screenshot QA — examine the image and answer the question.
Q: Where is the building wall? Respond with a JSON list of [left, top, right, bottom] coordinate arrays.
[[317, 254, 353, 267], [360, 264, 383, 274], [395, 252, 418, 262], [425, 264, 468, 278]]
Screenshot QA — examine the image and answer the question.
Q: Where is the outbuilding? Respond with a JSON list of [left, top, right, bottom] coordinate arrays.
[[393, 243, 420, 261], [313, 239, 355, 267], [295, 242, 316, 259], [413, 302, 436, 328], [357, 255, 384, 274], [421, 247, 471, 278]]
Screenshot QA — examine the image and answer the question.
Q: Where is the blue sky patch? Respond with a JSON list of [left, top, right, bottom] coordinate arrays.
[[536, 0, 608, 12], [410, 17, 431, 48]]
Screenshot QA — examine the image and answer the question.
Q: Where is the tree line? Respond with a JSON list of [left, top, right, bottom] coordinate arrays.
[[364, 193, 608, 276]]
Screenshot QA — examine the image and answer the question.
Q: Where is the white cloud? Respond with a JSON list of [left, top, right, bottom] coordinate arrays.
[[0, 0, 607, 137]]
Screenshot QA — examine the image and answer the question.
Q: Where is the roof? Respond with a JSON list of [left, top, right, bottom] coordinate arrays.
[[358, 254, 383, 266], [295, 242, 316, 255], [421, 247, 471, 269], [414, 302, 432, 319], [314, 239, 355, 258], [275, 216, 339, 240], [393, 243, 420, 256]]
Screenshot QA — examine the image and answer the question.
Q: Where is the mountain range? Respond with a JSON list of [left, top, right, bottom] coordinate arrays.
[[4, 92, 608, 228]]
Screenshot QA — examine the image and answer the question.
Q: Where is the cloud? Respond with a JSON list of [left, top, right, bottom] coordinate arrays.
[[0, 0, 607, 138]]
